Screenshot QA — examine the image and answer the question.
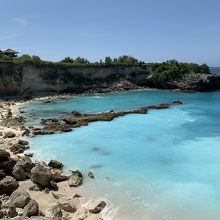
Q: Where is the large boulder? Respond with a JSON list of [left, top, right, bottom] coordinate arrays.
[[57, 196, 76, 213], [31, 164, 52, 187], [10, 143, 26, 154], [10, 189, 31, 208], [22, 199, 39, 217], [18, 140, 29, 145], [68, 170, 83, 187], [0, 157, 16, 175], [12, 157, 35, 181], [0, 150, 10, 162], [88, 200, 106, 214], [0, 176, 19, 195], [48, 160, 63, 169]]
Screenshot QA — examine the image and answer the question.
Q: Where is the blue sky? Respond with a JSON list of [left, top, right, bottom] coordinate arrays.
[[0, 0, 219, 66]]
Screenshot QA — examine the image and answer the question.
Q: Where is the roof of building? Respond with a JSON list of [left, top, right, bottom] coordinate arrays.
[[3, 49, 19, 54]]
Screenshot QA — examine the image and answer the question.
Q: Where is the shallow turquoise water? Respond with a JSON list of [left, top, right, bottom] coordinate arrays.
[[23, 90, 220, 220]]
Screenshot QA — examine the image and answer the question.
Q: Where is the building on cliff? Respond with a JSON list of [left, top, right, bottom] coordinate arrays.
[[1, 49, 19, 57]]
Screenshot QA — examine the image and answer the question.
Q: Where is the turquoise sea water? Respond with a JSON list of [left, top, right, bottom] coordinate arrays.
[[23, 90, 220, 220]]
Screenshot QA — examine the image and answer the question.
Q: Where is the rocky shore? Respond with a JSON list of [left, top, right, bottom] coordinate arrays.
[[0, 101, 106, 220]]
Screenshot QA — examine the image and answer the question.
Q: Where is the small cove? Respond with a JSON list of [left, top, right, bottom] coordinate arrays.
[[22, 90, 220, 220]]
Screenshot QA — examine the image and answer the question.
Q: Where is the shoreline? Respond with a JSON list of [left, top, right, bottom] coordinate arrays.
[[0, 84, 198, 103], [0, 100, 107, 219]]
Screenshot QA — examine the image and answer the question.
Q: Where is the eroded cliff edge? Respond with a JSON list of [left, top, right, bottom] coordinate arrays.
[[0, 61, 220, 97]]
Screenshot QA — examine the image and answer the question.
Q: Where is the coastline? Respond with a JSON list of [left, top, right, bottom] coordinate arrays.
[[0, 100, 107, 219], [1, 88, 219, 219]]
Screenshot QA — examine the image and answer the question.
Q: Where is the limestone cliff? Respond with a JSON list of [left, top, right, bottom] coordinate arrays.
[[0, 61, 220, 97], [0, 62, 150, 96]]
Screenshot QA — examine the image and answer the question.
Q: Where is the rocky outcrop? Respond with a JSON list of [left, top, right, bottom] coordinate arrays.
[[33, 102, 174, 135], [146, 72, 220, 92], [0, 176, 19, 195]]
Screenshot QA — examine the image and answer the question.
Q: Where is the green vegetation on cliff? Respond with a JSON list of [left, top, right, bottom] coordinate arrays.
[[0, 55, 210, 84], [150, 60, 210, 86], [0, 54, 145, 67]]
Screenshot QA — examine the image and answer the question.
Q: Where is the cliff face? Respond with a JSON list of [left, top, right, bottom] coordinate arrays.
[[0, 62, 150, 96], [0, 62, 23, 95], [0, 62, 220, 97]]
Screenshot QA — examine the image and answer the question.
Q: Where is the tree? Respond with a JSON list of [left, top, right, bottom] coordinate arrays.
[[74, 57, 90, 64], [117, 55, 139, 64], [105, 56, 112, 65], [60, 57, 74, 63]]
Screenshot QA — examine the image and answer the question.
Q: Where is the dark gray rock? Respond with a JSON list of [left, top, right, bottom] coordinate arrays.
[[10, 189, 31, 208], [57, 196, 76, 213], [88, 171, 95, 179], [25, 153, 34, 157], [10, 143, 26, 154], [12, 156, 35, 181], [0, 157, 16, 175], [0, 149, 10, 162], [50, 180, 58, 189], [18, 140, 29, 145], [48, 160, 63, 169], [89, 200, 106, 214], [46, 205, 62, 218], [31, 164, 52, 187], [22, 199, 39, 217], [0, 169, 6, 180], [68, 170, 83, 187], [1, 201, 18, 218], [0, 176, 19, 195]]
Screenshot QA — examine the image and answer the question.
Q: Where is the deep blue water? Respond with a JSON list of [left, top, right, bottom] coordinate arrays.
[[22, 90, 220, 220], [210, 67, 220, 74]]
